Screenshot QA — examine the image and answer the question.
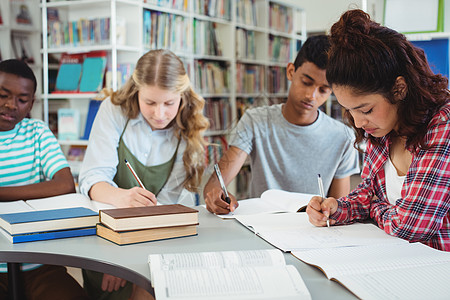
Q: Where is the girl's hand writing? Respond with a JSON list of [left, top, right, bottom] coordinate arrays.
[[114, 187, 157, 207], [306, 195, 338, 227]]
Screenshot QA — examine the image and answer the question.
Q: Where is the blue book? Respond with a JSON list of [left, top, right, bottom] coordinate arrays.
[[0, 207, 98, 235], [0, 226, 96, 244], [82, 99, 102, 140]]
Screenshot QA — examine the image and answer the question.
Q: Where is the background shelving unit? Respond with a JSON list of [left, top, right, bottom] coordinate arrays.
[[1, 0, 42, 118], [40, 0, 306, 195]]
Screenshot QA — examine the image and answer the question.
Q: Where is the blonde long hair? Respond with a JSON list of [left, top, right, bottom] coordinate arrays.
[[103, 49, 209, 192]]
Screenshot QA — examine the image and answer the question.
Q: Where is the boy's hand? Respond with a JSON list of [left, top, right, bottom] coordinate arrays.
[[205, 187, 238, 214]]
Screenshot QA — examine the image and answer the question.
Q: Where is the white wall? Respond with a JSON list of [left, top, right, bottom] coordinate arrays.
[[283, 0, 384, 33]]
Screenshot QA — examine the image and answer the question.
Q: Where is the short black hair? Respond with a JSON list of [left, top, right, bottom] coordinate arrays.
[[0, 59, 37, 93], [293, 35, 330, 70]]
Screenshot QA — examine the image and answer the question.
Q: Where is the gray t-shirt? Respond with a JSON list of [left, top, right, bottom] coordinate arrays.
[[230, 104, 360, 198]]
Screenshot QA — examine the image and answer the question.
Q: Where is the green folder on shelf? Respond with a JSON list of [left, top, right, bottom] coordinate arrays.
[[79, 56, 107, 93], [55, 63, 82, 92]]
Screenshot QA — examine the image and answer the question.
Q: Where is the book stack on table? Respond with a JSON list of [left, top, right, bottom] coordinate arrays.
[[96, 204, 199, 245], [0, 207, 98, 243]]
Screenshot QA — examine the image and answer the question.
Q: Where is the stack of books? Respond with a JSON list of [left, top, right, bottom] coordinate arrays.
[[0, 207, 98, 243], [96, 204, 199, 245]]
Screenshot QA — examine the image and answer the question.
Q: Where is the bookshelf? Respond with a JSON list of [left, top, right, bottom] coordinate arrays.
[[1, 0, 42, 118], [40, 0, 306, 193]]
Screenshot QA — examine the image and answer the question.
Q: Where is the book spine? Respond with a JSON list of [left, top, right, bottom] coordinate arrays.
[[12, 227, 96, 244]]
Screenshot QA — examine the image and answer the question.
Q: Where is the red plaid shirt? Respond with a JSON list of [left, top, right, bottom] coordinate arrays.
[[332, 102, 450, 251]]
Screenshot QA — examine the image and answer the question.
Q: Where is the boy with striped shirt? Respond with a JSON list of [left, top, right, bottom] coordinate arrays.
[[0, 59, 88, 299]]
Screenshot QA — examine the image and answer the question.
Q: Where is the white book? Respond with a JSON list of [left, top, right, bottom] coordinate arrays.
[[292, 243, 450, 300], [26, 193, 115, 212], [235, 213, 407, 252], [212, 189, 316, 219], [148, 249, 311, 300], [0, 200, 34, 214]]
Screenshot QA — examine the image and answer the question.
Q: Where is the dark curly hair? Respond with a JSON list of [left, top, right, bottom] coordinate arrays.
[[327, 9, 449, 151], [0, 59, 37, 93]]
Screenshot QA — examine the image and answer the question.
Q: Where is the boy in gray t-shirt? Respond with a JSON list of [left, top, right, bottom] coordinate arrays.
[[204, 35, 360, 215]]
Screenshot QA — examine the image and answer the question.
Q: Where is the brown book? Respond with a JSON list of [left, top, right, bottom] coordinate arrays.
[[96, 223, 198, 245], [99, 204, 198, 231]]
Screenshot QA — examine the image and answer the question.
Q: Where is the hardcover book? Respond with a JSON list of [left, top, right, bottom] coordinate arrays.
[[0, 207, 98, 235], [0, 226, 96, 244], [99, 204, 198, 232], [96, 223, 197, 245]]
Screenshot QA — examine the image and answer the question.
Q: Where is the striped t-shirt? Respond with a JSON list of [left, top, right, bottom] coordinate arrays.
[[0, 118, 69, 272], [0, 118, 68, 186]]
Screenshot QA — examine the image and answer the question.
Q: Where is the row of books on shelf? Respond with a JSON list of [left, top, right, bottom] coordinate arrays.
[[269, 35, 292, 63], [236, 28, 256, 60], [236, 97, 268, 119], [145, 0, 188, 11], [204, 98, 231, 131], [235, 0, 264, 26], [193, 0, 231, 19], [47, 13, 126, 48], [194, 60, 229, 94], [205, 135, 227, 165], [269, 2, 294, 33], [236, 63, 265, 94], [267, 66, 288, 93], [145, 0, 231, 19], [143, 10, 190, 53], [193, 19, 222, 56]]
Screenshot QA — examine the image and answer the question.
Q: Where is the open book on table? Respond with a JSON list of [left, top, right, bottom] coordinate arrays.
[[148, 249, 311, 300], [0, 193, 115, 214], [215, 189, 316, 219], [292, 243, 450, 300], [235, 213, 407, 252]]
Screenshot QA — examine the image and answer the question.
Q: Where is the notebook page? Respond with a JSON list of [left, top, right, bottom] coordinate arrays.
[[153, 265, 311, 300], [337, 261, 450, 300], [236, 213, 405, 251], [292, 243, 450, 279], [260, 189, 316, 212], [213, 190, 316, 219]]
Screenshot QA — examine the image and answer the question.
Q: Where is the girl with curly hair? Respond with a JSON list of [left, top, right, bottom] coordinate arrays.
[[307, 9, 450, 252]]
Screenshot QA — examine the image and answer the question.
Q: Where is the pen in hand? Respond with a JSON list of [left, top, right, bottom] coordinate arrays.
[[125, 159, 147, 190], [214, 164, 231, 204], [317, 174, 330, 227]]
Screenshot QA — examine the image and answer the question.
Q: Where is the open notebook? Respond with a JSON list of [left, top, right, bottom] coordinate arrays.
[[292, 243, 450, 300], [0, 193, 115, 214], [213, 189, 316, 219]]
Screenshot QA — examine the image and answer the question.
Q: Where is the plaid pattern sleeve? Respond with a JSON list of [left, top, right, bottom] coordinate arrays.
[[333, 102, 450, 251]]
